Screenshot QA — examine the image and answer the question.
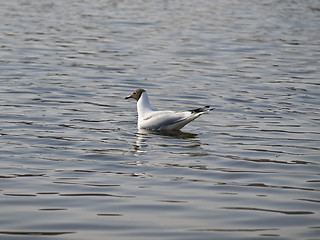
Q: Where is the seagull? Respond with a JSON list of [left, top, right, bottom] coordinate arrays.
[[125, 88, 213, 131]]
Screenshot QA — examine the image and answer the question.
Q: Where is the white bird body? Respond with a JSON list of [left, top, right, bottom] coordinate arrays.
[[125, 89, 212, 131]]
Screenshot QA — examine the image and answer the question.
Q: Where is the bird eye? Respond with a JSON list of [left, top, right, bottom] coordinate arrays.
[[134, 92, 137, 94]]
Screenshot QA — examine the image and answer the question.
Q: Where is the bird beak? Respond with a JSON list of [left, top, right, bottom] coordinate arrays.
[[125, 95, 132, 100]]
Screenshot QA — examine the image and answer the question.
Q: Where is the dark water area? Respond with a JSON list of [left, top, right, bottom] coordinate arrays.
[[0, 1, 319, 239]]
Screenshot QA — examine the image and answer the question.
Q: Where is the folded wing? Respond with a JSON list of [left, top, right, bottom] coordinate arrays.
[[139, 106, 211, 131]]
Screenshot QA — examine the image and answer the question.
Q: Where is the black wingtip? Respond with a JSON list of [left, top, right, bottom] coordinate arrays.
[[189, 106, 214, 113], [206, 106, 214, 111]]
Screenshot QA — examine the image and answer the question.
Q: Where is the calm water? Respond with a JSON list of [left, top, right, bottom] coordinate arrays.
[[0, 1, 320, 239]]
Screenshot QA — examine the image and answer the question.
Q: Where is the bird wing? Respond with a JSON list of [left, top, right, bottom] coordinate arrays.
[[138, 111, 189, 129], [138, 108, 211, 130]]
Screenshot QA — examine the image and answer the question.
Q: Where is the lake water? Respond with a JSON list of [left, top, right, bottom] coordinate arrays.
[[0, 1, 320, 239]]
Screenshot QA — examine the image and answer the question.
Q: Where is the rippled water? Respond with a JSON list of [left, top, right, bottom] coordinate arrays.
[[1, 1, 320, 239]]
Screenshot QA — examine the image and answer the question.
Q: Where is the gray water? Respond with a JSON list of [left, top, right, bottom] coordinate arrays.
[[0, 1, 320, 239]]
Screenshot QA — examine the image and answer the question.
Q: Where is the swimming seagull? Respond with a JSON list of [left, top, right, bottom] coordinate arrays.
[[125, 88, 213, 131]]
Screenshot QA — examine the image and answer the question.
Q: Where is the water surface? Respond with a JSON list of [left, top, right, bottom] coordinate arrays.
[[0, 1, 319, 240]]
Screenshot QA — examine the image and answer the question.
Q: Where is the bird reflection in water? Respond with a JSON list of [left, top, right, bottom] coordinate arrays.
[[133, 128, 199, 155]]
